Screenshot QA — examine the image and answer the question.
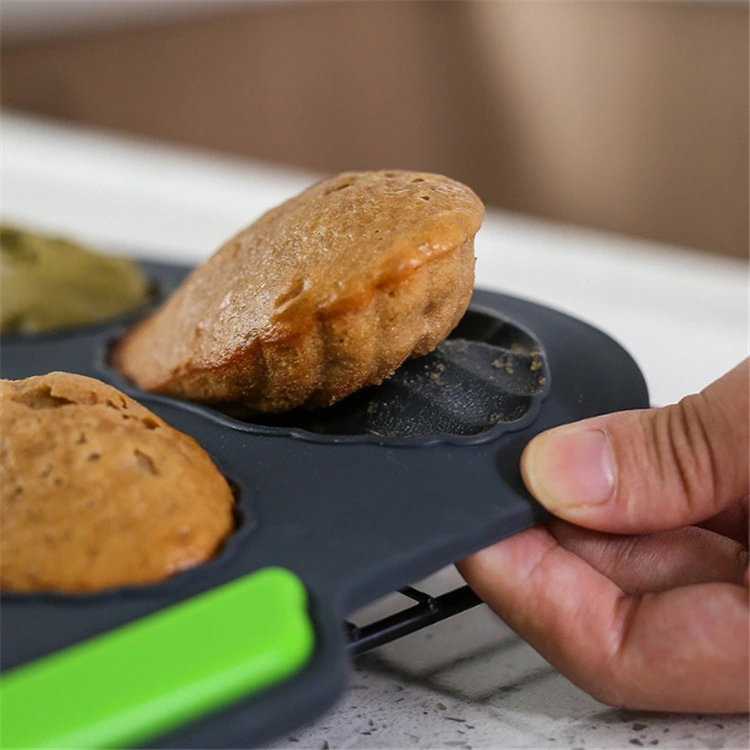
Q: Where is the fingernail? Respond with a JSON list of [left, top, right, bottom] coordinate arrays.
[[522, 427, 615, 511]]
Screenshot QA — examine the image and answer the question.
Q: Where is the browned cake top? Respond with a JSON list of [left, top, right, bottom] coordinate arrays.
[[0, 372, 235, 593], [125, 170, 483, 370]]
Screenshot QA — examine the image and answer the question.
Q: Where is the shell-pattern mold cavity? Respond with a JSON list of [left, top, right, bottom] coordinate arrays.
[[234, 307, 550, 440]]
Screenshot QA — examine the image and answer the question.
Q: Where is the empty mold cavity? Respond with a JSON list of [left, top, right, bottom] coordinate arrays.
[[229, 308, 549, 439]]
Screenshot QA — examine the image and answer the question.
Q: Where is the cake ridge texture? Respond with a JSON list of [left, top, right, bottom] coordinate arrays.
[[113, 170, 484, 412]]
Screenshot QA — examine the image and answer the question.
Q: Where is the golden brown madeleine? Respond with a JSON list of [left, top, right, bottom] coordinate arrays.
[[0, 372, 235, 593], [113, 170, 484, 412]]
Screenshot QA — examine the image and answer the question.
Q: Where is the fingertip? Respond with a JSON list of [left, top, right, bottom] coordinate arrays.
[[457, 526, 558, 612], [521, 424, 616, 517], [456, 536, 511, 582]]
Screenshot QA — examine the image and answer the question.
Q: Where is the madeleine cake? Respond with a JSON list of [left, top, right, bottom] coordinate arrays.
[[0, 372, 235, 593], [1, 225, 151, 335], [113, 170, 484, 412]]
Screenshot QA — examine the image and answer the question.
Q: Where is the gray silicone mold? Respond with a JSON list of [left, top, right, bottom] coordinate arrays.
[[0, 260, 649, 748]]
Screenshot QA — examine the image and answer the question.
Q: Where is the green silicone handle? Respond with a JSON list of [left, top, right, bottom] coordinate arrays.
[[0, 567, 315, 749]]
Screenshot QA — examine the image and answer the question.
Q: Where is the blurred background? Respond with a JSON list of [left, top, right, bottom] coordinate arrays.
[[2, 0, 747, 258]]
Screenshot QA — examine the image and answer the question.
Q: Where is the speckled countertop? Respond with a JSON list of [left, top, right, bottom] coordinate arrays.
[[3, 113, 747, 749], [268, 568, 747, 749]]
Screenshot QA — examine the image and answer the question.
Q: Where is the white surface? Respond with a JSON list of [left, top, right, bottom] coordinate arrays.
[[2, 113, 748, 749]]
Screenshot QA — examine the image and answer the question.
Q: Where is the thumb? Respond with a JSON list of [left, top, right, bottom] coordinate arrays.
[[521, 359, 749, 534]]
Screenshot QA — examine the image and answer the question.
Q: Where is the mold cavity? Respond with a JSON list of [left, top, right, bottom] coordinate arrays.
[[223, 308, 548, 440], [12, 386, 76, 410], [411, 177, 425, 183], [86, 452, 102, 463], [142, 417, 160, 430]]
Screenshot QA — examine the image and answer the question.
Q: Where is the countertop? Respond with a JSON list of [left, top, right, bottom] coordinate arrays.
[[2, 113, 748, 749]]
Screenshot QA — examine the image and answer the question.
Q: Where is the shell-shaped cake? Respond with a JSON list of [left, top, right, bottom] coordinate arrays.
[[113, 170, 484, 412], [0, 372, 235, 593]]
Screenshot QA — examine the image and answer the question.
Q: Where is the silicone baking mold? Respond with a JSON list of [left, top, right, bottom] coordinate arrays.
[[0, 260, 649, 748]]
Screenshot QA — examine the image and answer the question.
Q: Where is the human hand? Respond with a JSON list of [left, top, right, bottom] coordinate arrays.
[[457, 359, 749, 713]]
